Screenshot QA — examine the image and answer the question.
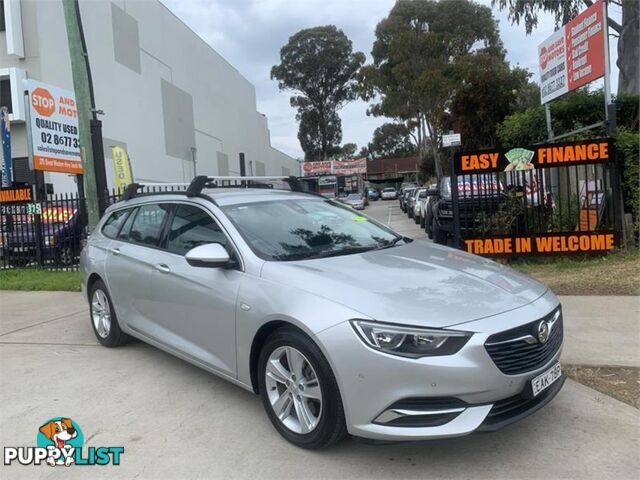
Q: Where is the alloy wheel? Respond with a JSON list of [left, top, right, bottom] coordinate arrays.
[[264, 346, 323, 434], [91, 289, 112, 338]]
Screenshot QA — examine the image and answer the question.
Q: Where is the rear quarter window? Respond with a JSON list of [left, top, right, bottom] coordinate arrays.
[[101, 209, 130, 239]]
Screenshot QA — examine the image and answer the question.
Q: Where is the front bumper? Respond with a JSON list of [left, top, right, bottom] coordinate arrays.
[[315, 290, 564, 441]]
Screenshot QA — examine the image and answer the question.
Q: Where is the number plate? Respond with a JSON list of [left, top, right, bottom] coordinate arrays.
[[531, 363, 562, 397]]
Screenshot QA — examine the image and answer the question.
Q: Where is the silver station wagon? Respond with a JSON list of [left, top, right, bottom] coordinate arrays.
[[81, 175, 564, 449]]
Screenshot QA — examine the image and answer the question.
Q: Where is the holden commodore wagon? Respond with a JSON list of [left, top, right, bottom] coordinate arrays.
[[80, 175, 564, 449]]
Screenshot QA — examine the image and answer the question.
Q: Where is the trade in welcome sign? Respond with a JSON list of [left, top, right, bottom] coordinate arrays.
[[27, 79, 83, 174]]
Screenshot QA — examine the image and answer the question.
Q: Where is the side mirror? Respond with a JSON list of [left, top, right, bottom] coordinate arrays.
[[426, 188, 439, 196], [185, 243, 232, 268]]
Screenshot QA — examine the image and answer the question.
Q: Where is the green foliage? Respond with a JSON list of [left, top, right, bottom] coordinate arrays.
[[359, 0, 503, 175], [297, 109, 342, 161], [448, 56, 539, 149], [271, 25, 365, 160], [616, 127, 640, 234], [497, 91, 640, 147], [333, 142, 358, 160], [0, 269, 81, 291], [367, 122, 417, 159]]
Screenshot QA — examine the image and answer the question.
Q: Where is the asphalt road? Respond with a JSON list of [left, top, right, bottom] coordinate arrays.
[[0, 205, 638, 479]]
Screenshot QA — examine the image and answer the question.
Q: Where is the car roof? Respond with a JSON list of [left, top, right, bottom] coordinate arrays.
[[108, 188, 323, 212]]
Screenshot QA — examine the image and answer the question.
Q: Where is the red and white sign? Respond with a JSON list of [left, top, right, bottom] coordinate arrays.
[[538, 0, 605, 104], [302, 158, 367, 176], [332, 158, 367, 175]]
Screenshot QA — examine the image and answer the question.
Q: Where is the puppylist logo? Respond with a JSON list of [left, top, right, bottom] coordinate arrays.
[[4, 417, 124, 467]]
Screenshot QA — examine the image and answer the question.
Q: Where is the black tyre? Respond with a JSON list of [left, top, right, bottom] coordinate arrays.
[[89, 280, 131, 347], [420, 215, 425, 229], [258, 327, 347, 449], [433, 225, 448, 245], [56, 245, 75, 266], [413, 215, 419, 224]]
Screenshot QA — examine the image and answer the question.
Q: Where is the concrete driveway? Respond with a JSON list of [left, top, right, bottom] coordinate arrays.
[[0, 290, 638, 479]]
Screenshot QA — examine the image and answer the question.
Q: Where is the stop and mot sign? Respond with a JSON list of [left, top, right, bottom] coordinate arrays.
[[26, 79, 83, 175]]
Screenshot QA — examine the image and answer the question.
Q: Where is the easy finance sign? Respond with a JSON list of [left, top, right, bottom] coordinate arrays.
[[538, 0, 606, 104], [27, 80, 82, 174]]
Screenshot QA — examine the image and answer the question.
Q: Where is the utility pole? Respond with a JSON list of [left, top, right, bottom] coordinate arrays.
[[62, 0, 100, 230]]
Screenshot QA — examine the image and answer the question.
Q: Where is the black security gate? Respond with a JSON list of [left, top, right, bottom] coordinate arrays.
[[450, 139, 623, 256], [0, 185, 187, 271]]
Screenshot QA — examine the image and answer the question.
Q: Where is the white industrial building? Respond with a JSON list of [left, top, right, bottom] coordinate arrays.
[[0, 0, 299, 193]]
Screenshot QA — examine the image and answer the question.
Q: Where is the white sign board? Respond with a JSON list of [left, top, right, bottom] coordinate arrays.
[[26, 79, 82, 174], [442, 133, 461, 147], [538, 0, 606, 105]]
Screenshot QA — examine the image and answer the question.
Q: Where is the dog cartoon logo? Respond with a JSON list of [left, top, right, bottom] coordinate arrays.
[[37, 417, 84, 466]]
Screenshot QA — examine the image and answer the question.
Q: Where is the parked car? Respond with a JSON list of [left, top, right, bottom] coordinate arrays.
[[367, 189, 381, 201], [2, 205, 84, 267], [380, 187, 397, 200], [428, 175, 504, 245], [412, 188, 429, 224], [406, 187, 425, 219], [399, 187, 415, 212], [81, 175, 564, 449], [342, 193, 366, 210], [420, 184, 438, 230]]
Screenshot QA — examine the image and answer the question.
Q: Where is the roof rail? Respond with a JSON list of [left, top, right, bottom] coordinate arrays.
[[121, 182, 190, 201], [185, 175, 305, 197]]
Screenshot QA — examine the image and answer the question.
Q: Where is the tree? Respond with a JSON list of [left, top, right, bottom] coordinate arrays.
[[271, 26, 365, 161], [334, 142, 358, 160], [359, 0, 503, 176], [445, 54, 539, 149], [297, 109, 342, 161], [367, 122, 417, 159], [492, 0, 639, 95]]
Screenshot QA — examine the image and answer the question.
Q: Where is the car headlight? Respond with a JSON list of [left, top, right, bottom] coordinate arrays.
[[350, 320, 471, 358], [44, 236, 56, 247]]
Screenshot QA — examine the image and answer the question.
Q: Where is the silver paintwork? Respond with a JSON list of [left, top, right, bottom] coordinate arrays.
[[80, 189, 562, 441]]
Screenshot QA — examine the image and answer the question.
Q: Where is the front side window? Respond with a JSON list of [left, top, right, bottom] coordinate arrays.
[[223, 199, 401, 261], [166, 204, 227, 255], [128, 204, 170, 247]]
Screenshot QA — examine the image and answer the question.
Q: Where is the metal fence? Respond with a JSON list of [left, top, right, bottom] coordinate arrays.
[[0, 185, 187, 271], [450, 158, 622, 256]]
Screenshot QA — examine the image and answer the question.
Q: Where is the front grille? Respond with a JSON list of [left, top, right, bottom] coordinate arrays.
[[485, 308, 563, 375]]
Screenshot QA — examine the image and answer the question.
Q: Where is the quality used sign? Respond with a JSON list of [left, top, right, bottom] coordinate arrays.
[[27, 79, 83, 175]]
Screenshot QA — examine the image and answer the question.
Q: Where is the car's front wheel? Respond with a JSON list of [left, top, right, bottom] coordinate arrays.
[[258, 328, 347, 449]]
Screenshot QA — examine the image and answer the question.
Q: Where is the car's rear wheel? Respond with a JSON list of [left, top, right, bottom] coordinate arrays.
[[420, 215, 425, 228], [89, 280, 130, 347], [258, 328, 347, 449]]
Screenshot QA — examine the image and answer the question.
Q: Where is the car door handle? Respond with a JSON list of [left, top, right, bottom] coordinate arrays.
[[109, 247, 120, 255], [155, 263, 171, 274]]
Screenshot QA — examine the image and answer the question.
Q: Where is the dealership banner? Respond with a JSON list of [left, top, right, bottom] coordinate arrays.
[[111, 146, 133, 192], [463, 232, 617, 256], [302, 158, 367, 176], [26, 79, 83, 174], [538, 0, 605, 104], [454, 138, 612, 176]]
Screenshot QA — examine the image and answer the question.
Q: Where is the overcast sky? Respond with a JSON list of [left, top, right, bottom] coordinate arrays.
[[161, 0, 620, 160]]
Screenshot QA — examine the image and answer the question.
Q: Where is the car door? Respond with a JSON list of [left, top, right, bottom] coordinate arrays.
[[104, 203, 172, 333], [144, 203, 242, 377]]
